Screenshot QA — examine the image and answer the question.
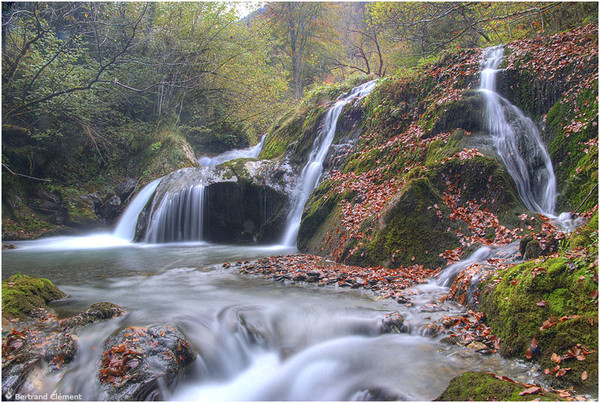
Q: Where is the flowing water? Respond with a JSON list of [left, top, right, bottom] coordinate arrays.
[[114, 178, 163, 241], [281, 80, 378, 246], [480, 46, 558, 216], [197, 135, 266, 167], [145, 185, 206, 243], [2, 244, 536, 401]]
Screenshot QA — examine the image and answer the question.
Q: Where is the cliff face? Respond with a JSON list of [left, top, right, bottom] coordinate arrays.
[[294, 24, 598, 270]]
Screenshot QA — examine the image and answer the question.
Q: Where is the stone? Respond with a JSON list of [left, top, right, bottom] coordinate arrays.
[[115, 178, 137, 202], [98, 194, 123, 222], [99, 325, 196, 400]]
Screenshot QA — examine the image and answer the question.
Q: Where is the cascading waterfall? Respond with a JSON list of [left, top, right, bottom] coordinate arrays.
[[434, 46, 580, 292], [480, 46, 557, 216], [198, 135, 266, 166], [281, 80, 378, 246], [113, 178, 162, 241], [145, 184, 206, 243]]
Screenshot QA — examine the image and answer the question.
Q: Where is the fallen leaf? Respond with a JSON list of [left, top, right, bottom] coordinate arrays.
[[536, 300, 546, 307], [525, 348, 533, 359], [520, 386, 541, 396], [581, 371, 588, 381]]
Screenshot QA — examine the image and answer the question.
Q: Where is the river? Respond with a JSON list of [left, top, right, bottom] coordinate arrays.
[[3, 241, 538, 400]]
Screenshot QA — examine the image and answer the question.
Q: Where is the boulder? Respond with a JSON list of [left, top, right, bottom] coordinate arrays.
[[98, 194, 123, 222], [115, 178, 137, 202], [98, 325, 196, 400]]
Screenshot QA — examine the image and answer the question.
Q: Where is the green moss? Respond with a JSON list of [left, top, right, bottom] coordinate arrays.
[[297, 180, 342, 250], [546, 82, 598, 212], [2, 274, 67, 319], [479, 252, 598, 389], [357, 177, 460, 269], [436, 371, 566, 401]]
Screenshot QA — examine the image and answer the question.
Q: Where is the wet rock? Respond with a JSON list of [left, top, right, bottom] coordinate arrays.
[[2, 331, 42, 400], [466, 341, 488, 350], [115, 178, 137, 202], [381, 312, 405, 333], [60, 302, 125, 329], [98, 325, 196, 400], [44, 333, 78, 370], [98, 194, 123, 222], [519, 235, 559, 259], [3, 243, 16, 250], [353, 386, 409, 401]]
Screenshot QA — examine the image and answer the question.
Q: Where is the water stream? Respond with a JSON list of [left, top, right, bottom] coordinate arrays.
[[480, 46, 558, 216], [197, 135, 266, 167], [2, 245, 535, 401], [281, 80, 378, 246]]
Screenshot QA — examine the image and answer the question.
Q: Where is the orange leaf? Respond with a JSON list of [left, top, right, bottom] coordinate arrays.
[[519, 386, 540, 396], [581, 371, 588, 381], [525, 348, 533, 359]]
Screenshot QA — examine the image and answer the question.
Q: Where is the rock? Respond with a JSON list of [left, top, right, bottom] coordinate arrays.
[[2, 274, 66, 320], [65, 194, 102, 228], [115, 178, 137, 202], [60, 302, 125, 329], [2, 301, 125, 399], [435, 371, 562, 401], [2, 330, 42, 400], [3, 243, 16, 250], [99, 325, 196, 400], [98, 194, 123, 222], [466, 341, 488, 350], [136, 166, 288, 244], [381, 312, 405, 333]]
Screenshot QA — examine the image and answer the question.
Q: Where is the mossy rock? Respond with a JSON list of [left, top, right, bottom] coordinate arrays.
[[478, 252, 598, 389], [436, 371, 566, 401], [356, 177, 460, 269], [2, 274, 67, 320], [545, 83, 598, 212]]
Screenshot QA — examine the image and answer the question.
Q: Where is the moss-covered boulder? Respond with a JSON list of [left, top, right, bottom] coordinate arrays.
[[2, 274, 66, 320], [478, 216, 598, 390], [436, 371, 566, 401]]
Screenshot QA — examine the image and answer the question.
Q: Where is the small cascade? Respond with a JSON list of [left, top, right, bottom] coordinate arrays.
[[480, 46, 557, 216], [198, 135, 266, 166], [113, 178, 162, 240], [281, 80, 378, 246], [145, 184, 206, 243]]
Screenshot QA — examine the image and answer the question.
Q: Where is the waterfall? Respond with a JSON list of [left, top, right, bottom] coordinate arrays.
[[113, 178, 162, 241], [480, 46, 557, 216], [281, 80, 378, 246], [198, 134, 266, 166], [145, 184, 206, 243]]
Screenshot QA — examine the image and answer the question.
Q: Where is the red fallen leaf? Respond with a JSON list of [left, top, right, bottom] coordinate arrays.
[[582, 371, 588, 380], [520, 386, 541, 396], [556, 367, 571, 377], [544, 368, 551, 375], [536, 300, 546, 307], [525, 348, 533, 359], [531, 338, 538, 349], [551, 353, 561, 363], [591, 290, 598, 299], [557, 390, 571, 398]]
